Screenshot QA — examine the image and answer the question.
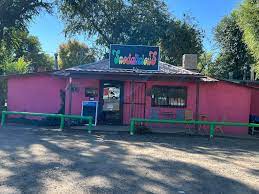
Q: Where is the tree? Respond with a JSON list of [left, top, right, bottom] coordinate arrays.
[[0, 0, 54, 73], [0, 29, 54, 73], [0, 0, 52, 41], [197, 52, 214, 76], [58, 40, 95, 69], [237, 0, 259, 63], [213, 13, 254, 79], [12, 30, 54, 72], [58, 0, 203, 64], [160, 19, 203, 65], [58, 0, 169, 47], [4, 57, 30, 74]]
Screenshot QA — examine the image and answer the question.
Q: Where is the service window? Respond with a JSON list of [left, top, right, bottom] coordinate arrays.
[[151, 86, 187, 108]]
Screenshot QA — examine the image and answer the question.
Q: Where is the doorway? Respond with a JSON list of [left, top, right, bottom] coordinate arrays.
[[99, 81, 124, 125]]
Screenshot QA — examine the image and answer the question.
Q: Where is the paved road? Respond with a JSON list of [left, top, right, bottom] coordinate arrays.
[[0, 126, 258, 194]]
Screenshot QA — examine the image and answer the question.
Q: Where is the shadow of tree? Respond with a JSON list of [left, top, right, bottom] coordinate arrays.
[[0, 126, 258, 193]]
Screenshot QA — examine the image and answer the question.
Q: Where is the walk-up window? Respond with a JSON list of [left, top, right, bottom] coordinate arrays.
[[151, 86, 187, 108]]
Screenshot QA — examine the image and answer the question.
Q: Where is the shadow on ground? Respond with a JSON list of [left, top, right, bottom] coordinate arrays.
[[0, 126, 258, 193]]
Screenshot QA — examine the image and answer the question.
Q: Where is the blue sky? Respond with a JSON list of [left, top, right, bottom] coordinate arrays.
[[29, 0, 242, 55]]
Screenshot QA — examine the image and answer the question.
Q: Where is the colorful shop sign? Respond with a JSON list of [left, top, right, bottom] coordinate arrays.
[[109, 44, 160, 70]]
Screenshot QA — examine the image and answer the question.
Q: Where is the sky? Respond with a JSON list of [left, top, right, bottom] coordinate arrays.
[[29, 0, 242, 56]]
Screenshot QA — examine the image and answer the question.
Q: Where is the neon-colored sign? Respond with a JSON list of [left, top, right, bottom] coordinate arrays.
[[109, 45, 159, 70]]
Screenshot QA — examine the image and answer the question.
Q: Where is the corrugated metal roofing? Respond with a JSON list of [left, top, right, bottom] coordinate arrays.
[[2, 59, 218, 82], [53, 59, 219, 82], [57, 59, 200, 75]]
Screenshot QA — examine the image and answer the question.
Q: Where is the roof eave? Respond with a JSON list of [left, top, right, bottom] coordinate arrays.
[[65, 70, 204, 78]]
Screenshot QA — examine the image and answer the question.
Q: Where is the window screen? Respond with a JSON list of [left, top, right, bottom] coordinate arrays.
[[151, 86, 187, 107]]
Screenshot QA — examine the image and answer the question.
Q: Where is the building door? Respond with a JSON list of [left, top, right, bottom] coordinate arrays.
[[99, 81, 123, 125], [123, 81, 146, 124]]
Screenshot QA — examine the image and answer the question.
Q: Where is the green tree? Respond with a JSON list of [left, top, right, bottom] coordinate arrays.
[[0, 0, 52, 40], [214, 13, 254, 79], [197, 52, 214, 75], [237, 0, 259, 63], [58, 0, 169, 47], [0, 30, 54, 73], [58, 0, 203, 63], [4, 57, 30, 74], [12, 30, 54, 72], [58, 40, 95, 69], [0, 0, 53, 73], [160, 19, 203, 65]]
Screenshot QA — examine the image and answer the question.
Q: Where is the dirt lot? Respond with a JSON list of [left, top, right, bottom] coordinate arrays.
[[0, 126, 258, 194]]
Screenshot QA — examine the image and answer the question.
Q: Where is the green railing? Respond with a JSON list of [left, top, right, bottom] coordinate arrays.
[[1, 111, 93, 133], [130, 118, 259, 138]]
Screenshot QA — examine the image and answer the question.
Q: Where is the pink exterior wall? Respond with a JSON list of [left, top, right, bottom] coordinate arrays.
[[65, 78, 99, 115], [7, 75, 255, 135], [199, 82, 251, 135], [146, 81, 197, 117], [8, 75, 66, 114], [123, 80, 252, 135], [250, 89, 259, 116]]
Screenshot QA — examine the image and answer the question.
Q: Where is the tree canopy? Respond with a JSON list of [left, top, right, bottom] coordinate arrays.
[[58, 0, 203, 65], [206, 0, 258, 79], [211, 13, 254, 79], [58, 40, 95, 69], [237, 0, 259, 62], [58, 0, 169, 46], [0, 0, 54, 74], [0, 0, 52, 40], [0, 0, 53, 108], [0, 30, 54, 74], [160, 19, 203, 65]]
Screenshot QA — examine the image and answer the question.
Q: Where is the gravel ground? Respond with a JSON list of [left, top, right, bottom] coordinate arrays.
[[0, 126, 258, 194]]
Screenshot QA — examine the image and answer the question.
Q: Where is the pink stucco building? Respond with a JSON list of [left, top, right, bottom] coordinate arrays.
[[6, 58, 259, 135]]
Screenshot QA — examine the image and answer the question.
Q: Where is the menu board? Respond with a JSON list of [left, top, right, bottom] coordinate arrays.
[[81, 101, 98, 126]]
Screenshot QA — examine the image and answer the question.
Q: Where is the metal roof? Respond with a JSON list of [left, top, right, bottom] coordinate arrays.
[[2, 59, 218, 82], [54, 59, 204, 76], [63, 59, 200, 75]]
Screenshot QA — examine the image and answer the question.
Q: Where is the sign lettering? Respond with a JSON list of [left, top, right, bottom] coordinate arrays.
[[109, 44, 160, 70]]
